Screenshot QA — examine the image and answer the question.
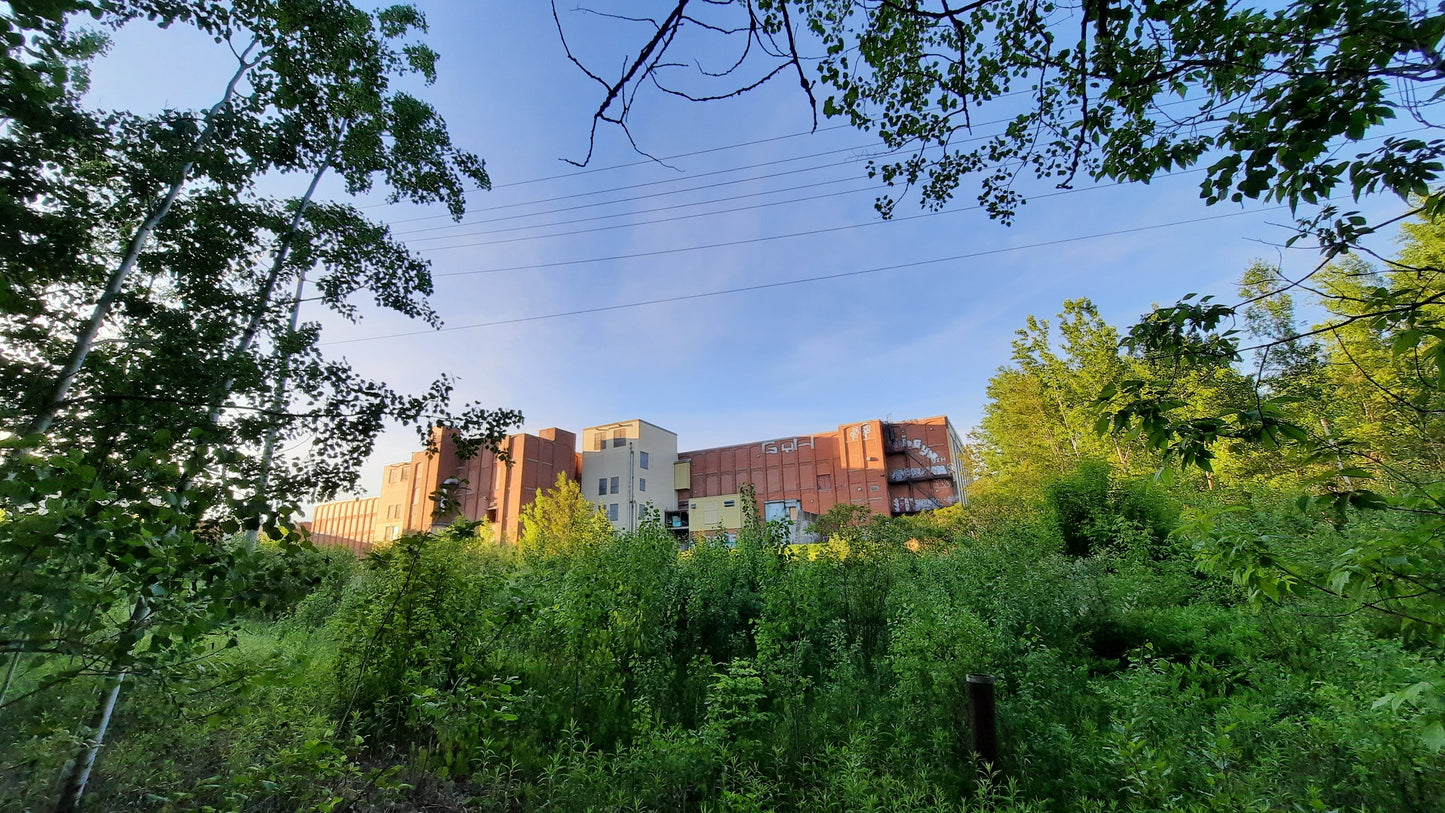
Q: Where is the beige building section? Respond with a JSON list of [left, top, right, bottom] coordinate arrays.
[[309, 497, 378, 554], [685, 493, 743, 536], [580, 419, 679, 532]]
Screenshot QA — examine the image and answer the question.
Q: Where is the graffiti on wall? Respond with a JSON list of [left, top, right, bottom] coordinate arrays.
[[761, 437, 816, 454], [846, 423, 874, 442], [888, 465, 950, 483], [891, 495, 959, 513], [902, 438, 942, 463]]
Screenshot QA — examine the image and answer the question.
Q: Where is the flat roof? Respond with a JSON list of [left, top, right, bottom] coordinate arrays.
[[678, 415, 952, 456], [582, 418, 676, 435]]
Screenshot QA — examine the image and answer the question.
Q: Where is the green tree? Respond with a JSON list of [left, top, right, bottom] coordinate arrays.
[[518, 473, 615, 557], [0, 4, 520, 808], [977, 299, 1148, 490], [556, 1, 1444, 241]]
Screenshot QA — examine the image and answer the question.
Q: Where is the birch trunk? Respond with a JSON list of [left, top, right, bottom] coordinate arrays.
[[246, 268, 309, 548], [24, 42, 261, 436], [206, 128, 341, 427], [51, 600, 150, 813]]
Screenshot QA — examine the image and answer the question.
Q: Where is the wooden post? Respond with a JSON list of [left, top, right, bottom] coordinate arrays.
[[966, 673, 998, 771]]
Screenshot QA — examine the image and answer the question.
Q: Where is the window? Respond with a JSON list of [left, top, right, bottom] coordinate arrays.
[[598, 478, 607, 496], [639, 451, 649, 469], [610, 476, 619, 494], [608, 503, 619, 521], [612, 428, 626, 448], [399, 468, 409, 481], [639, 478, 646, 492], [816, 474, 832, 491], [389, 525, 401, 540], [596, 435, 607, 450]]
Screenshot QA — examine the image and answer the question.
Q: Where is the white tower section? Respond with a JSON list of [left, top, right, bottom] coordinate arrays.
[[580, 419, 679, 532]]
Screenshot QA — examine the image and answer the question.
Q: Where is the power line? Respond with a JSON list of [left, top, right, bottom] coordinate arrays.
[[412, 124, 1427, 254], [411, 181, 885, 250], [393, 101, 1265, 243], [386, 140, 896, 229], [375, 87, 1231, 228], [360, 123, 857, 211], [324, 206, 1285, 347], [362, 86, 1056, 215], [390, 98, 1212, 238], [405, 174, 872, 244], [392, 148, 890, 236], [429, 171, 1206, 278]]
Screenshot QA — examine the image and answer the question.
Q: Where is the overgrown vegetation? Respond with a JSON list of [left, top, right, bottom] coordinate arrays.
[[5, 1, 1445, 810], [6, 463, 1443, 811]]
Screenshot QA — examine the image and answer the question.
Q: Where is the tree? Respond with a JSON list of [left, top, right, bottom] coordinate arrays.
[[0, 3, 520, 808], [518, 473, 614, 558], [1098, 221, 1445, 654], [554, 1, 1444, 239], [976, 298, 1150, 489]]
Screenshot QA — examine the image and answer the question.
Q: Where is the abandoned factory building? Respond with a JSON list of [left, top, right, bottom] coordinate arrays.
[[309, 415, 967, 552]]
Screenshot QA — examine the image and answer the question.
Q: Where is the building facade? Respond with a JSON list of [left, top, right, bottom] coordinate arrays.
[[313, 425, 576, 548], [308, 415, 966, 552], [579, 419, 679, 532], [309, 497, 378, 554], [673, 416, 966, 540]]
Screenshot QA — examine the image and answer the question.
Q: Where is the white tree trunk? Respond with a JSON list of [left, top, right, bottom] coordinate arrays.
[[25, 41, 261, 436], [247, 268, 309, 548], [51, 600, 149, 813]]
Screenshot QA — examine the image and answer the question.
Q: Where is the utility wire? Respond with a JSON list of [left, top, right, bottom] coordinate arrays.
[[387, 140, 896, 228], [392, 148, 891, 235], [412, 181, 885, 249], [361, 86, 1054, 214], [389, 98, 1212, 236], [374, 88, 1217, 224], [413, 124, 1427, 254], [406, 174, 873, 244], [324, 206, 1285, 347], [361, 121, 854, 210], [428, 170, 1207, 278]]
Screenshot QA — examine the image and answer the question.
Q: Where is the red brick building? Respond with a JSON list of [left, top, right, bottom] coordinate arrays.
[[308, 416, 965, 552], [675, 416, 966, 539], [312, 426, 576, 549]]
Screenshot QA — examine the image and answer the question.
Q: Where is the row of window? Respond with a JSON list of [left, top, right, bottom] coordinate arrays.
[[595, 429, 630, 450], [587, 437, 651, 472], [602, 503, 654, 524], [597, 476, 647, 496]]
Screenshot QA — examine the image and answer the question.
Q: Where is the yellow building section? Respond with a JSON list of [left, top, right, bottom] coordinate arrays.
[[687, 492, 743, 536], [673, 459, 691, 490]]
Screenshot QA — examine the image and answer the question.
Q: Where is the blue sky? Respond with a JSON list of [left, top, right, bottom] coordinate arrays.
[[83, 2, 1415, 503]]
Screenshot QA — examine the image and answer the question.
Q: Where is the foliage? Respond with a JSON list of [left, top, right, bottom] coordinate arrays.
[[557, 0, 1444, 244], [333, 523, 518, 775], [0, 2, 520, 807], [517, 473, 614, 557], [5, 474, 1445, 810]]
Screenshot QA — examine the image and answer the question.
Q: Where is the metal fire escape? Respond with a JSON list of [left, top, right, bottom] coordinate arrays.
[[884, 424, 958, 514]]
